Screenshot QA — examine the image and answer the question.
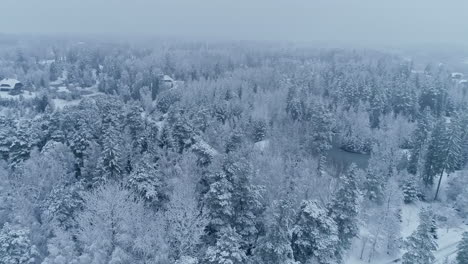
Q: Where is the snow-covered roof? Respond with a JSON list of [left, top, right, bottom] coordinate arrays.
[[451, 72, 464, 78], [0, 78, 21, 89], [459, 79, 468, 84], [163, 75, 174, 82], [57, 86, 71, 93]]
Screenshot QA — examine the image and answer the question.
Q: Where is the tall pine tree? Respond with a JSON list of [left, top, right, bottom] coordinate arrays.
[[457, 232, 468, 264], [292, 200, 339, 264], [254, 199, 297, 264], [401, 208, 438, 264], [328, 163, 361, 261]]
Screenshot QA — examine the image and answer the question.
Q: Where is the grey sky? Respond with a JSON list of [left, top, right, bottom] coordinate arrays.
[[1, 0, 468, 46]]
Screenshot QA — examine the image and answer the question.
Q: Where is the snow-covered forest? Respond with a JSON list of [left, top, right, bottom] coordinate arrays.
[[0, 35, 468, 264]]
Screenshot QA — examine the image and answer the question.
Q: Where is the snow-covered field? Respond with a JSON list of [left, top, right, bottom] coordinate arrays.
[[51, 98, 81, 109], [347, 200, 467, 264]]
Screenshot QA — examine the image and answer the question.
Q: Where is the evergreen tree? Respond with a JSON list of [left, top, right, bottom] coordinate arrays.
[[457, 232, 468, 264], [309, 101, 334, 156], [203, 171, 234, 242], [171, 110, 195, 153], [0, 116, 13, 160], [127, 155, 168, 208], [0, 223, 39, 264], [402, 174, 420, 204], [251, 119, 267, 142], [223, 155, 264, 252], [292, 200, 339, 264], [401, 209, 438, 264], [225, 130, 243, 153], [203, 154, 263, 253], [204, 227, 247, 264], [408, 108, 433, 175], [98, 106, 124, 180], [425, 116, 463, 200], [8, 121, 32, 168], [158, 124, 175, 150], [254, 200, 297, 264], [49, 61, 60, 82], [124, 103, 145, 150], [99, 124, 123, 179], [328, 163, 361, 260], [364, 142, 398, 204]]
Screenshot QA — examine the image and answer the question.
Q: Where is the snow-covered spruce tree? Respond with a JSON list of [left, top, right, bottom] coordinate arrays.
[[203, 226, 247, 264], [402, 175, 420, 204], [170, 110, 195, 153], [308, 101, 334, 156], [457, 232, 468, 264], [157, 124, 175, 151], [222, 154, 264, 252], [99, 112, 124, 180], [254, 199, 298, 264], [292, 200, 339, 264], [225, 130, 244, 153], [68, 116, 94, 170], [127, 154, 169, 209], [8, 120, 32, 168], [328, 163, 361, 261], [424, 116, 463, 200], [401, 208, 438, 264], [251, 119, 267, 143], [407, 108, 434, 175], [420, 209, 438, 240], [43, 181, 85, 230], [203, 171, 234, 243], [0, 223, 39, 264], [0, 116, 13, 161], [124, 103, 145, 149], [364, 165, 386, 204], [364, 142, 397, 204], [202, 153, 264, 255]]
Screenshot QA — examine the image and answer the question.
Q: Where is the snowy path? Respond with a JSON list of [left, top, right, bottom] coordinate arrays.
[[380, 228, 466, 264], [434, 241, 459, 263], [347, 200, 467, 264]]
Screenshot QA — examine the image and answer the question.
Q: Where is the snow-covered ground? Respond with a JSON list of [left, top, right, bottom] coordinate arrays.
[[0, 91, 37, 100], [52, 98, 81, 110], [347, 201, 467, 264]]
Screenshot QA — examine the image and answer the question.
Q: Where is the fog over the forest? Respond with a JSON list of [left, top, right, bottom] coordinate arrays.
[[1, 0, 468, 47]]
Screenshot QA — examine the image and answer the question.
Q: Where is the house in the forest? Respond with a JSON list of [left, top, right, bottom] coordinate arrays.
[[0, 78, 23, 92], [162, 75, 175, 89], [451, 72, 464, 80]]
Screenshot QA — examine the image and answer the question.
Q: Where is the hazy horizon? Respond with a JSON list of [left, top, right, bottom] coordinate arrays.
[[1, 0, 468, 48]]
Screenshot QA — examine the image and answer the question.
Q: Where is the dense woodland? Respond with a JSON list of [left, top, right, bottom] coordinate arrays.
[[0, 36, 468, 264]]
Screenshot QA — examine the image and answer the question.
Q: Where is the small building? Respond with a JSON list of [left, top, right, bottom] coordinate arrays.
[[451, 72, 464, 80], [0, 78, 23, 92], [162, 75, 175, 89]]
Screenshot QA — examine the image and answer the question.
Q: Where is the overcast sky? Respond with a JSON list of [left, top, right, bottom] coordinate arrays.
[[1, 0, 468, 46]]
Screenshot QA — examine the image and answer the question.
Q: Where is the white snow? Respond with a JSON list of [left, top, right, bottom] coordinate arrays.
[[347, 200, 468, 264], [0, 78, 21, 89], [56, 86, 71, 93], [38, 59, 55, 65], [52, 98, 81, 110], [254, 139, 270, 152], [0, 91, 36, 100]]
